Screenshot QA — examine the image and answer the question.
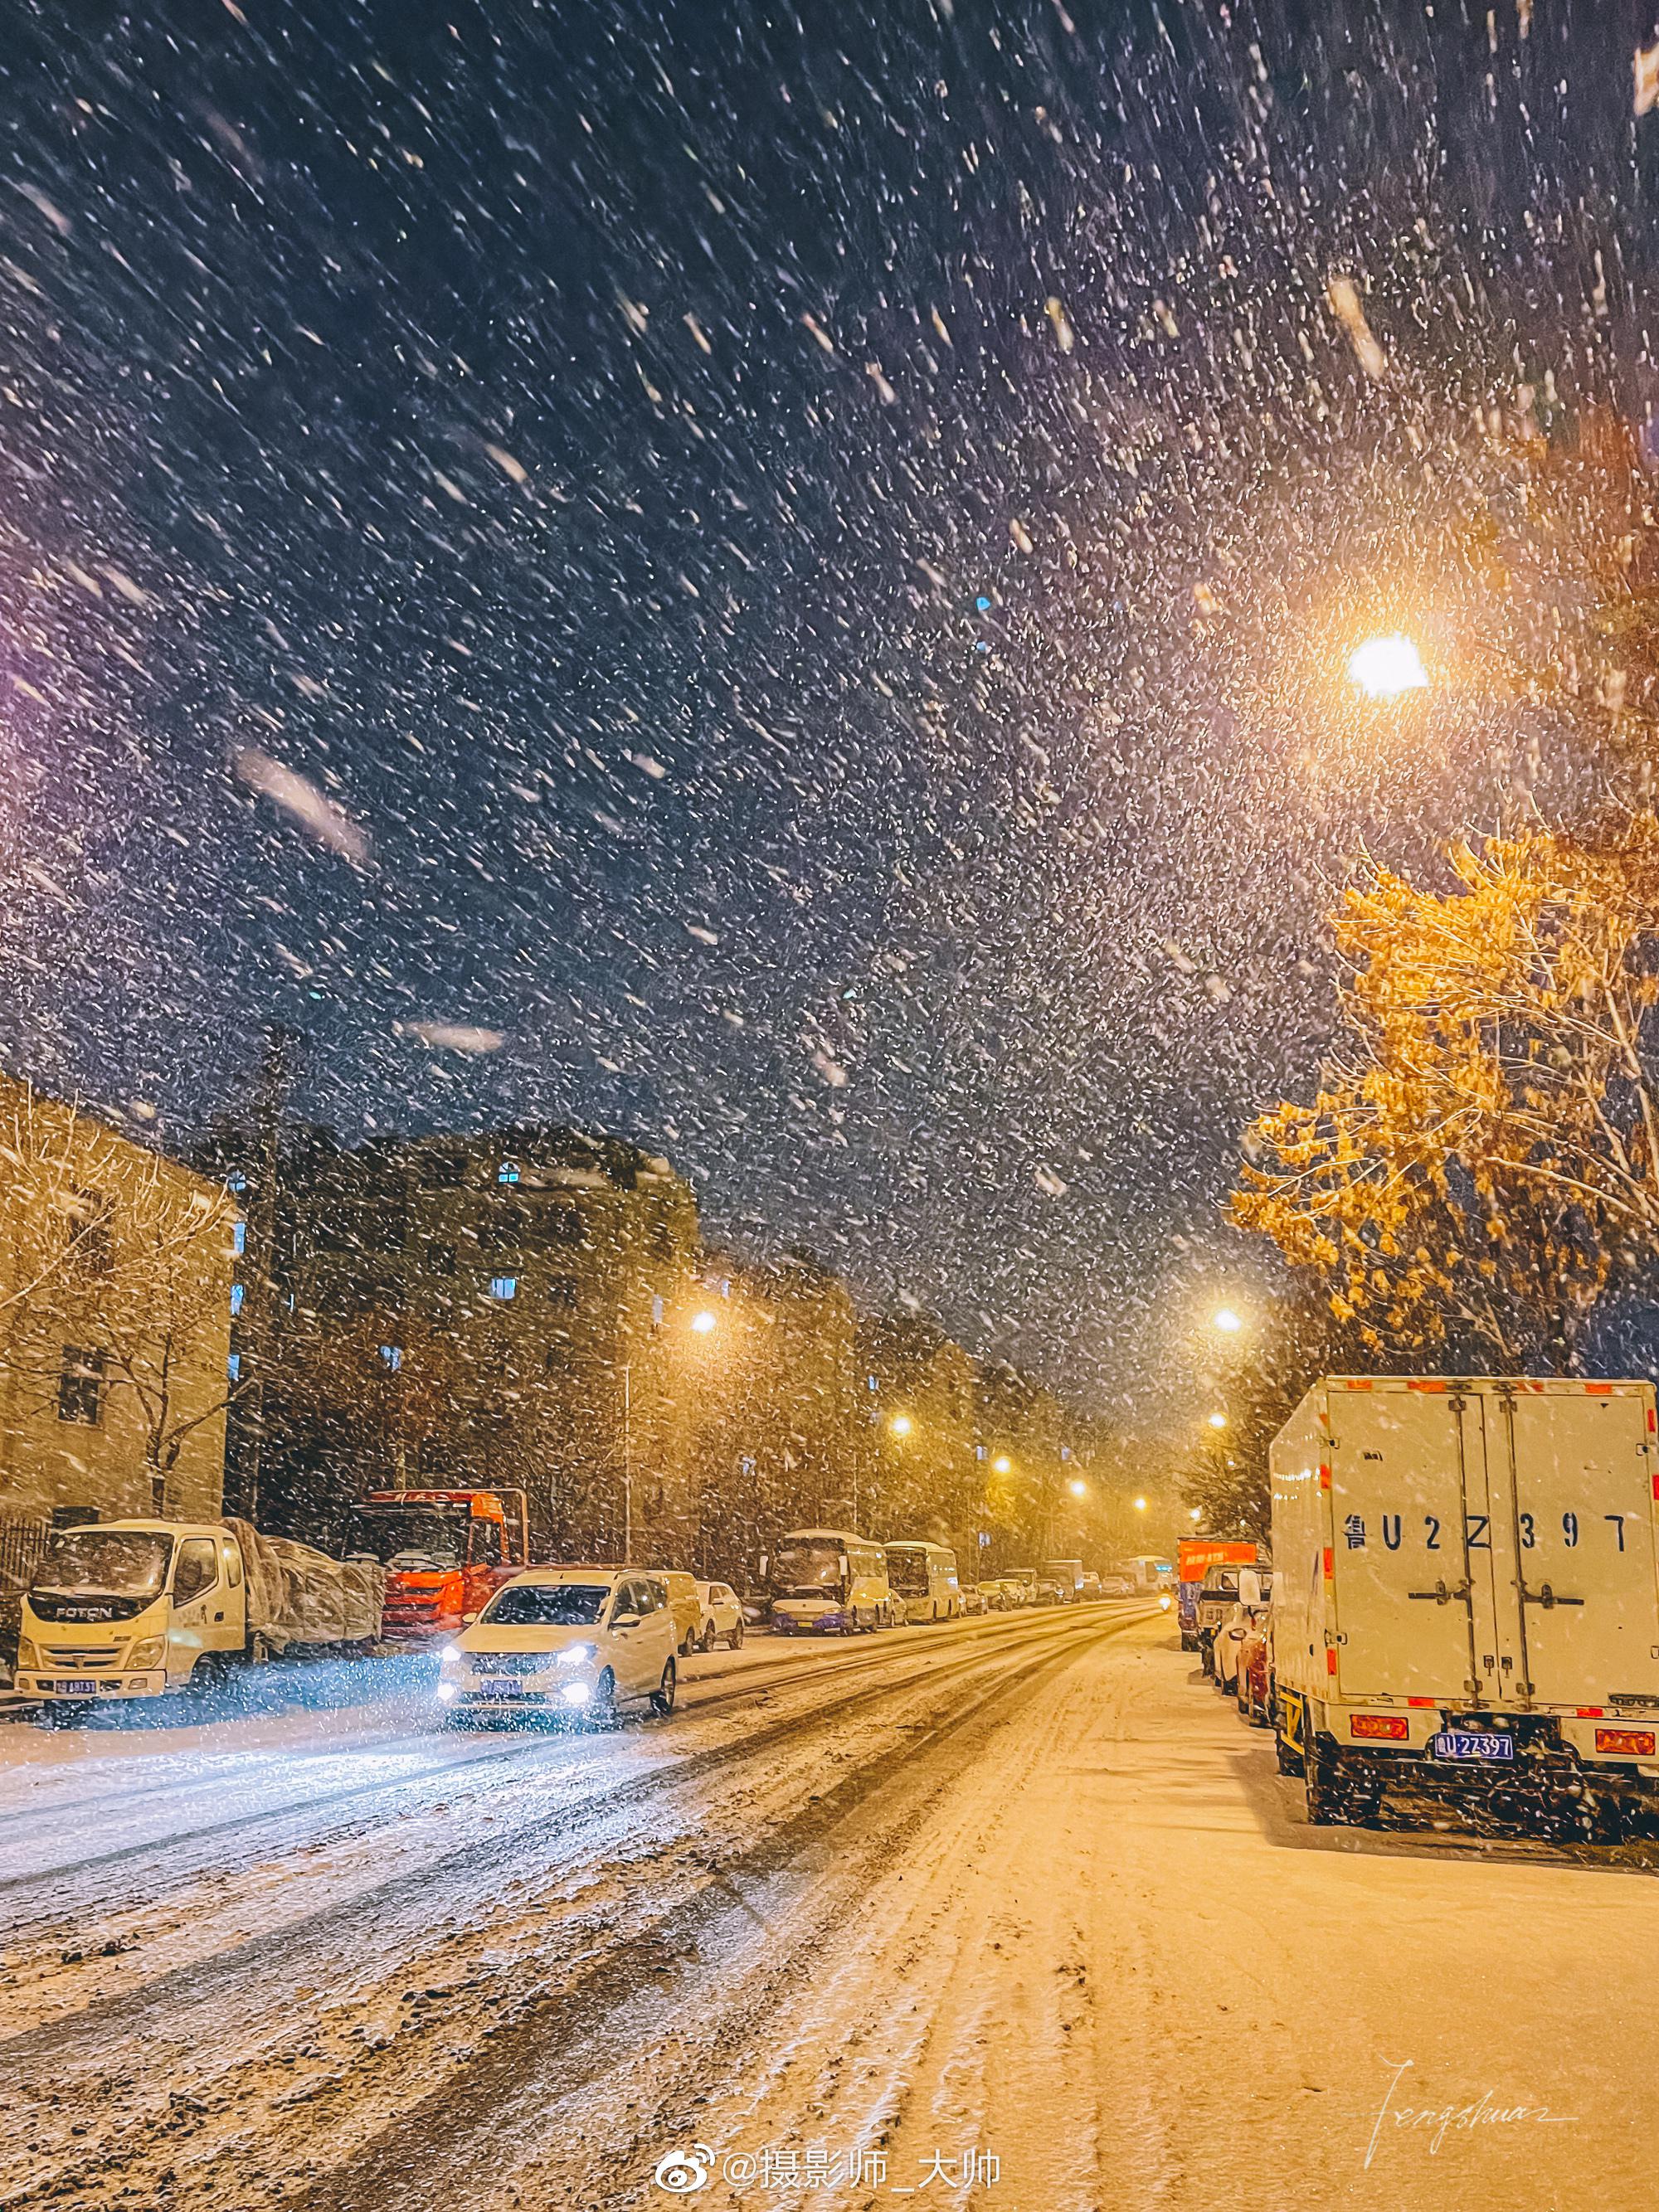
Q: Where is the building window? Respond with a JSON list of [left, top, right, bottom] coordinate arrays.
[[1060, 1445, 1072, 1462], [226, 1169, 248, 1194], [651, 1293, 664, 1327], [546, 1276, 578, 1307], [232, 1219, 247, 1257], [976, 1443, 988, 1461], [66, 1189, 114, 1276], [229, 1282, 246, 1317], [497, 1160, 520, 1184], [867, 1374, 880, 1393], [425, 1242, 455, 1276], [489, 1276, 518, 1301], [378, 1344, 402, 1371], [58, 1346, 105, 1427], [227, 1351, 242, 1382]]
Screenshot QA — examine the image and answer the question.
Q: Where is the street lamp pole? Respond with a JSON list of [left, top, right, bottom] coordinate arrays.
[[622, 1360, 632, 1562]]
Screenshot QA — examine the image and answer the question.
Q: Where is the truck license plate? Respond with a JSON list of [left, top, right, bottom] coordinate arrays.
[[1431, 1729, 1514, 1762]]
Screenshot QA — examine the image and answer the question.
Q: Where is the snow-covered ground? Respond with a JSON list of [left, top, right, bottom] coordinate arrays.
[[2, 1603, 1647, 2210]]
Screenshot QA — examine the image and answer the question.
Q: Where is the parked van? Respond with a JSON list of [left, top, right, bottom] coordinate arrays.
[[765, 1529, 889, 1634], [883, 1541, 961, 1622]]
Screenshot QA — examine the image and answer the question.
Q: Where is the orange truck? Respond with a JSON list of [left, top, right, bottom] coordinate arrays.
[[341, 1489, 531, 1643], [1176, 1538, 1258, 1653]]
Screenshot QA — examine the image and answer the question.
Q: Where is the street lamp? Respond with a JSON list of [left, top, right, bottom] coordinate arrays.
[[1208, 1412, 1228, 1431], [1346, 632, 1428, 701], [1133, 1496, 1148, 1513], [690, 1308, 719, 1335], [890, 1414, 913, 1438], [1189, 1505, 1202, 1523], [992, 1454, 1013, 1475], [1212, 1306, 1243, 1335], [1068, 1478, 1087, 1499]]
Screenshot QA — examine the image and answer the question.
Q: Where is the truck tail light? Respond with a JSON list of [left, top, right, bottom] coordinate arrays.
[[1350, 1714, 1408, 1741], [1594, 1727, 1656, 1757]]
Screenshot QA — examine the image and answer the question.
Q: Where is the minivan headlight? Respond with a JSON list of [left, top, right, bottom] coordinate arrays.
[[557, 1643, 593, 1665], [128, 1637, 167, 1669]]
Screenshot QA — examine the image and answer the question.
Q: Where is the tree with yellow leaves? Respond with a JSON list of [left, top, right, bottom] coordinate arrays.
[[1232, 819, 1659, 1369]]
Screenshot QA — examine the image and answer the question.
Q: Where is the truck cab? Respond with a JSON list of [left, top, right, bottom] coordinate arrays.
[[342, 1489, 529, 1642], [17, 1520, 248, 1703]]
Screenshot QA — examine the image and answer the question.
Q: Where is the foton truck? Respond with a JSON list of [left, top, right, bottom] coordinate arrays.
[[342, 1488, 530, 1643], [1272, 1377, 1659, 1836], [16, 1518, 385, 1714]]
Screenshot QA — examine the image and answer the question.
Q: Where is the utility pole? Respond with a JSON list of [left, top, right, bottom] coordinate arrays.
[[233, 1023, 299, 1527], [622, 1360, 633, 1562]]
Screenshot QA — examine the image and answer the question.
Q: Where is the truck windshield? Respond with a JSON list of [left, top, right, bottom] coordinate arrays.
[[342, 1509, 466, 1570], [772, 1544, 843, 1596], [482, 1582, 609, 1626], [33, 1530, 173, 1598]]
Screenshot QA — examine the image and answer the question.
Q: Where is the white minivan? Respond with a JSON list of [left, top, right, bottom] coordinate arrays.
[[883, 1540, 961, 1623], [766, 1528, 889, 1634], [438, 1567, 679, 1723]]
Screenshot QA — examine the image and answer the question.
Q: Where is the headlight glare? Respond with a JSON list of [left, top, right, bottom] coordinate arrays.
[[556, 1643, 593, 1665]]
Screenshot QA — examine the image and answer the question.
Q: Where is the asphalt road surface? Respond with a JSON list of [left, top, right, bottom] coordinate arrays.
[[1, 1605, 1653, 2210]]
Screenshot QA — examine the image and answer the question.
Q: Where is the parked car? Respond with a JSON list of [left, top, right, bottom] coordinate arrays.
[[1236, 1609, 1272, 1727], [1034, 1575, 1068, 1606], [1097, 1571, 1136, 1599], [693, 1579, 745, 1651], [1078, 1572, 1102, 1602], [437, 1567, 678, 1726], [1214, 1582, 1272, 1696], [649, 1569, 703, 1656], [959, 1582, 986, 1616]]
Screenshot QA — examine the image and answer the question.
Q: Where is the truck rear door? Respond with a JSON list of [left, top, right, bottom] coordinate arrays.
[[1490, 1388, 1659, 1708], [1330, 1387, 1492, 1704]]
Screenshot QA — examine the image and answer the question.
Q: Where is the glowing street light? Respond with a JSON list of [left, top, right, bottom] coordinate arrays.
[[689, 1309, 719, 1335], [1189, 1505, 1203, 1522], [890, 1414, 913, 1437], [1208, 1412, 1228, 1431], [1068, 1478, 1087, 1499], [992, 1454, 1013, 1475], [1133, 1496, 1148, 1513], [1346, 632, 1428, 702], [1212, 1306, 1244, 1335]]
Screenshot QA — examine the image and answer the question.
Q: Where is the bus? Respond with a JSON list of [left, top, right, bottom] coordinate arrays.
[[763, 1528, 890, 1635], [883, 1540, 962, 1623]]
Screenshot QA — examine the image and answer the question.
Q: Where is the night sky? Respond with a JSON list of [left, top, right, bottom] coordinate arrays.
[[0, 0, 1653, 1421]]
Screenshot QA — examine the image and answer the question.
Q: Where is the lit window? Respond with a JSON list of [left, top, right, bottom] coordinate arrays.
[[1060, 1445, 1071, 1462], [227, 1351, 241, 1381], [867, 1374, 879, 1392], [229, 1282, 245, 1316], [651, 1293, 665, 1326], [226, 1169, 248, 1194], [498, 1160, 520, 1184], [976, 1443, 988, 1460], [232, 1219, 247, 1257], [489, 1276, 518, 1300], [378, 1344, 402, 1371]]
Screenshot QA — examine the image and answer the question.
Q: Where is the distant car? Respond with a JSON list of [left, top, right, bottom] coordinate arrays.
[[738, 1587, 771, 1629], [438, 1567, 677, 1726], [1034, 1576, 1067, 1606], [1097, 1572, 1136, 1599], [959, 1582, 986, 1616], [1078, 1572, 1102, 1602], [1237, 1609, 1272, 1727], [693, 1579, 745, 1652], [649, 1569, 703, 1656]]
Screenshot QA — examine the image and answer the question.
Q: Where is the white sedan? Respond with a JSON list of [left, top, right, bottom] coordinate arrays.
[[693, 1579, 746, 1651]]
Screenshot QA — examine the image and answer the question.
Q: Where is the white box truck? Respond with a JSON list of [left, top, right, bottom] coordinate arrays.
[[16, 1517, 385, 1719], [1271, 1377, 1659, 1835]]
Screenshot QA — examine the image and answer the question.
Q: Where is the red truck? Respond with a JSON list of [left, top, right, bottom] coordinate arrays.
[[1176, 1538, 1258, 1653], [341, 1489, 531, 1643]]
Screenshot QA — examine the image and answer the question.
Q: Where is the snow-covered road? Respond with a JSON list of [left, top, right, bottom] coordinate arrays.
[[1, 1606, 1652, 2210]]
